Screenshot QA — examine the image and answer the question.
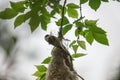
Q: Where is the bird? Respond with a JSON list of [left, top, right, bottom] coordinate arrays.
[[45, 34, 79, 80]]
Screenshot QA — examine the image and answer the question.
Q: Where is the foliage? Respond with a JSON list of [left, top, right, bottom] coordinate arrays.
[[33, 65, 47, 80], [0, 0, 115, 80]]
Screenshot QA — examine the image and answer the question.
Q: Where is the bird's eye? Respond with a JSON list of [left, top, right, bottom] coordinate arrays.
[[45, 35, 50, 41]]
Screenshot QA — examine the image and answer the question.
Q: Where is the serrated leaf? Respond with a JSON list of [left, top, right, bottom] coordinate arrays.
[[14, 14, 25, 28], [62, 24, 72, 35], [67, 8, 78, 18], [10, 1, 26, 12], [72, 45, 78, 54], [0, 8, 18, 19], [77, 40, 86, 50], [72, 53, 86, 58], [89, 0, 101, 11], [56, 17, 69, 26], [80, 0, 88, 4], [69, 40, 76, 47], [101, 0, 109, 2], [93, 32, 109, 45], [67, 3, 80, 9], [29, 15, 41, 32], [85, 31, 94, 45], [42, 57, 51, 64], [36, 65, 47, 72]]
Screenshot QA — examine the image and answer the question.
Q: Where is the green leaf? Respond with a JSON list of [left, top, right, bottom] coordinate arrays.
[[56, 17, 69, 26], [72, 45, 78, 54], [29, 14, 41, 32], [69, 40, 76, 47], [67, 3, 80, 9], [62, 24, 72, 35], [101, 0, 109, 2], [85, 19, 98, 26], [41, 0, 47, 7], [90, 26, 106, 34], [41, 21, 47, 30], [61, 16, 69, 25], [40, 73, 46, 80], [24, 11, 32, 21], [75, 22, 84, 31], [36, 77, 40, 80], [79, 31, 84, 36], [0, 8, 18, 19], [41, 8, 51, 23], [75, 22, 84, 28], [60, 7, 67, 16], [85, 31, 94, 45], [36, 65, 47, 72], [42, 57, 51, 64], [75, 29, 79, 37], [33, 71, 41, 77], [72, 53, 86, 58], [89, 0, 101, 11], [10, 1, 26, 12], [33, 71, 46, 79], [80, 0, 88, 4], [14, 14, 25, 28], [93, 32, 109, 45], [77, 40, 86, 50], [67, 8, 78, 18], [40, 15, 49, 30], [40, 13, 50, 30]]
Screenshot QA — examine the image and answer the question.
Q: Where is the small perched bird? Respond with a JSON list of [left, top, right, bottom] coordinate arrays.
[[45, 35, 79, 80], [45, 35, 74, 70]]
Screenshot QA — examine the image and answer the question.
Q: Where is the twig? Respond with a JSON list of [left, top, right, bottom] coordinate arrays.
[[58, 0, 67, 40], [77, 3, 83, 40], [79, 4, 83, 19], [77, 74, 85, 80]]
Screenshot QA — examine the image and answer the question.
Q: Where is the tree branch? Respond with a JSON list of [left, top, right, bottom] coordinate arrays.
[[58, 0, 67, 40]]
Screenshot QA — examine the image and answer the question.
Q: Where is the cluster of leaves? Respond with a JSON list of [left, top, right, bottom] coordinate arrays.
[[33, 18, 109, 80], [33, 57, 51, 80], [0, 0, 111, 80], [0, 0, 62, 31], [69, 19, 109, 55], [0, 0, 109, 31], [33, 1, 109, 79], [55, 2, 109, 57], [33, 65, 47, 80]]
